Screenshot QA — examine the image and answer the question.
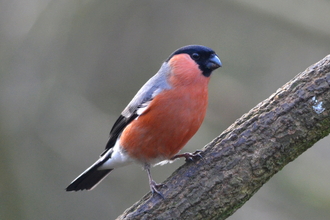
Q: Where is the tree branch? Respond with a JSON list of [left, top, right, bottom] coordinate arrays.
[[117, 55, 330, 220]]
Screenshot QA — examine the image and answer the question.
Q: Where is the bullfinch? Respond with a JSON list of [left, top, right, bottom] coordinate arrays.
[[66, 45, 222, 197]]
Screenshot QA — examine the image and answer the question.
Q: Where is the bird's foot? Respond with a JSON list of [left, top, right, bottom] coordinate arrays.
[[170, 150, 202, 162], [149, 180, 165, 199]]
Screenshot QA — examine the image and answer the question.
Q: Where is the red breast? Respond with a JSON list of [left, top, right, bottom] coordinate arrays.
[[120, 54, 210, 163]]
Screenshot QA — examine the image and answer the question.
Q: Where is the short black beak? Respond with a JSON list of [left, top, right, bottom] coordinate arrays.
[[207, 54, 222, 70]]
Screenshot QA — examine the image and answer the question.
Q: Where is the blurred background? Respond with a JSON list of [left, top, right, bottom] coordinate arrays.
[[1, 0, 330, 219]]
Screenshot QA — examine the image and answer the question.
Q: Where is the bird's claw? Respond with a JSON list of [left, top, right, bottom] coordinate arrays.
[[150, 180, 165, 199], [184, 150, 202, 162], [171, 150, 203, 162]]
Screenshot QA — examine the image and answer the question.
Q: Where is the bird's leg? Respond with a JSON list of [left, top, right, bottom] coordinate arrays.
[[170, 150, 202, 162], [144, 163, 165, 199]]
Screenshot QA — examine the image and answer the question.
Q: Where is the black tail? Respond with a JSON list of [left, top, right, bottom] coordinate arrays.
[[66, 159, 113, 191]]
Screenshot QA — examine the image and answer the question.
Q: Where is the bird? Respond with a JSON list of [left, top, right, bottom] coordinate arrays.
[[66, 45, 222, 197]]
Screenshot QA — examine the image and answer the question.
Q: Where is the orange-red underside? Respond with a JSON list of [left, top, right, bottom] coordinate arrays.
[[120, 54, 210, 163]]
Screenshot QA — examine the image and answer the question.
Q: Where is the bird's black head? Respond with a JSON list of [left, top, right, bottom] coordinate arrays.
[[166, 45, 222, 77]]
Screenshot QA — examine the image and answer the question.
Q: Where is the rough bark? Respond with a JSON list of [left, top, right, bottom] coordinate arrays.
[[116, 55, 330, 220]]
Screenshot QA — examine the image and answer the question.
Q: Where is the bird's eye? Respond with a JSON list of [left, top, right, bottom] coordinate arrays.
[[191, 53, 200, 60]]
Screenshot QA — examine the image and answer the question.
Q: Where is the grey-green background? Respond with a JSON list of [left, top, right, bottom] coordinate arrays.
[[1, 1, 330, 219]]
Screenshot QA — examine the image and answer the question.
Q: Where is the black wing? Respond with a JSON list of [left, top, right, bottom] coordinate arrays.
[[100, 64, 171, 156], [100, 113, 138, 156]]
